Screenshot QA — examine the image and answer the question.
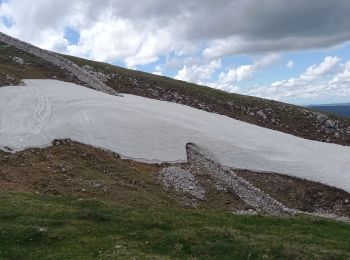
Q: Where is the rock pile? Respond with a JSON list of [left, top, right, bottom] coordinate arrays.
[[160, 166, 205, 200], [185, 143, 297, 216]]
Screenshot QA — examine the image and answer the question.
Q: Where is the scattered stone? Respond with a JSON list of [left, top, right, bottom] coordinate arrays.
[[12, 56, 24, 65], [160, 166, 205, 200], [38, 227, 47, 232], [234, 209, 257, 216], [257, 110, 268, 121], [315, 112, 329, 122], [150, 89, 160, 97], [325, 119, 337, 129]]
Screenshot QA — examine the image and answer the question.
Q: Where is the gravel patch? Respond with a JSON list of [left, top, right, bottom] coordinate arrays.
[[160, 166, 205, 200]]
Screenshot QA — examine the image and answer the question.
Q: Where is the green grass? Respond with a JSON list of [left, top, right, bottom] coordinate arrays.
[[0, 192, 349, 259]]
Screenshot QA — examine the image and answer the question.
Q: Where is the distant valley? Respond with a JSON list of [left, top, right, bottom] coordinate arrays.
[[308, 103, 350, 117]]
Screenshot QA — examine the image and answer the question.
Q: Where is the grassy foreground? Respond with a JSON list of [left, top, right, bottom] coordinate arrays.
[[0, 193, 349, 259]]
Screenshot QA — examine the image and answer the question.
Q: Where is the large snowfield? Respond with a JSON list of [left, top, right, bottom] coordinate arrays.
[[1, 80, 350, 192]]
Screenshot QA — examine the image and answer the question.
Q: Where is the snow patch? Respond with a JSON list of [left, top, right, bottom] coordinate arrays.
[[0, 79, 350, 192]]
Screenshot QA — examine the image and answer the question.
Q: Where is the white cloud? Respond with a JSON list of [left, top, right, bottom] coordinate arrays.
[[218, 54, 279, 83], [174, 60, 221, 83], [249, 56, 344, 102], [286, 60, 294, 69], [0, 0, 189, 67], [68, 18, 178, 67], [2, 0, 350, 66], [207, 82, 241, 93], [300, 56, 340, 81], [210, 56, 349, 104], [152, 71, 163, 76], [1, 1, 350, 104], [219, 65, 253, 83], [330, 61, 350, 84]]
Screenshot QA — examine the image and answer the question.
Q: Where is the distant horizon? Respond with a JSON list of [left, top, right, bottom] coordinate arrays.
[[307, 103, 350, 107], [305, 103, 350, 117]]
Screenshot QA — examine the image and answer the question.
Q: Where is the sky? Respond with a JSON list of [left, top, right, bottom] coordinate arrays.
[[1, 0, 350, 105]]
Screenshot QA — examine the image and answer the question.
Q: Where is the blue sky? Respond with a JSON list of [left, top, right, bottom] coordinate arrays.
[[64, 27, 80, 45], [1, 0, 350, 105]]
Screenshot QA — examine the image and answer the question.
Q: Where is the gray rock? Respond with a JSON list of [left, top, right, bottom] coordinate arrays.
[[12, 56, 24, 65], [257, 110, 268, 120], [186, 143, 297, 216], [160, 166, 205, 200]]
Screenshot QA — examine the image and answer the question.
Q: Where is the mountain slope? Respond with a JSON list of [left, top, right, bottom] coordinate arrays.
[[1, 33, 350, 258], [1, 79, 350, 193], [0, 35, 349, 146]]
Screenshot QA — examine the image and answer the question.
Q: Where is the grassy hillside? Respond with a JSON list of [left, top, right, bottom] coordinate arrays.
[[1, 192, 350, 259], [0, 140, 348, 258]]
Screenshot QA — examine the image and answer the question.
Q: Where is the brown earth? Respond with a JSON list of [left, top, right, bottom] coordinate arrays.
[[1, 139, 349, 217], [0, 139, 249, 212]]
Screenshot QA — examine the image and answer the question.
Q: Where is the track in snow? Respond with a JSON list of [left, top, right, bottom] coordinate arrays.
[[0, 79, 349, 192], [34, 93, 52, 134]]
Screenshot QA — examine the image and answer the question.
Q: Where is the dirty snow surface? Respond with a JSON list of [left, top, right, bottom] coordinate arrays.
[[1, 80, 350, 192]]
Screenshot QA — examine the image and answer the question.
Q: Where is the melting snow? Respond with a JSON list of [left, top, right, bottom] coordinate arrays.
[[0, 80, 349, 192]]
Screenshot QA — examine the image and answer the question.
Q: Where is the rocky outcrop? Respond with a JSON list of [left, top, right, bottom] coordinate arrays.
[[186, 143, 297, 216], [0, 32, 118, 96]]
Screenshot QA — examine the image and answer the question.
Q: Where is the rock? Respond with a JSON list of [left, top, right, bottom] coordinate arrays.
[[12, 56, 24, 65], [325, 119, 337, 128], [160, 166, 205, 200], [186, 143, 296, 216], [93, 183, 103, 188], [150, 89, 160, 97], [5, 74, 13, 80], [257, 110, 268, 121], [227, 101, 234, 107], [315, 112, 329, 122], [234, 209, 257, 216]]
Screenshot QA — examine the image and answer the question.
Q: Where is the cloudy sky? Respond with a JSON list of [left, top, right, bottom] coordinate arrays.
[[1, 0, 350, 105]]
